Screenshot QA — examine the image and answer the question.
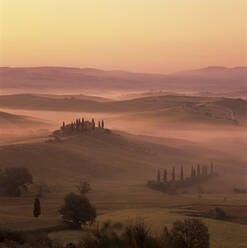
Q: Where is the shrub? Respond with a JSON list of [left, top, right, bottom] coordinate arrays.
[[166, 218, 210, 248], [125, 221, 151, 247], [71, 218, 211, 248], [59, 193, 96, 229], [0, 219, 210, 248], [0, 229, 59, 248], [33, 198, 41, 218], [79, 221, 124, 248], [215, 207, 227, 219], [0, 168, 33, 197], [0, 229, 26, 244]]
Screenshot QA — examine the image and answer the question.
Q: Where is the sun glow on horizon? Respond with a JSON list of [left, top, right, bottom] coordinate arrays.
[[0, 0, 246, 73]]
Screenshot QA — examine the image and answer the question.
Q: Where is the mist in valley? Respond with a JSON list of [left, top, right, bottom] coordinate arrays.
[[0, 74, 246, 248], [0, 90, 246, 188], [0, 17, 247, 248], [0, 1, 246, 245]]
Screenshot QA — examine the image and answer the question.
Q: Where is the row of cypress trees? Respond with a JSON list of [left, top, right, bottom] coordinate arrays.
[[156, 163, 215, 183], [61, 118, 104, 132]]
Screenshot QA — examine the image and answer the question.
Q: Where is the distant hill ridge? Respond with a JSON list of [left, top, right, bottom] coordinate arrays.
[[0, 66, 246, 91], [0, 94, 246, 126]]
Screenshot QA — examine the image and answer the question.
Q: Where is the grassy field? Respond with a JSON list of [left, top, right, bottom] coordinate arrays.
[[0, 189, 246, 247], [0, 95, 246, 121], [47, 205, 247, 248], [0, 121, 246, 247], [97, 208, 247, 248]]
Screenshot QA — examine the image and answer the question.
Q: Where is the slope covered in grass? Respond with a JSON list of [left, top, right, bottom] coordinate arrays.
[[131, 101, 244, 125], [0, 129, 246, 247], [0, 94, 246, 124], [0, 111, 46, 128], [0, 128, 245, 191], [97, 208, 247, 248], [0, 129, 191, 184]]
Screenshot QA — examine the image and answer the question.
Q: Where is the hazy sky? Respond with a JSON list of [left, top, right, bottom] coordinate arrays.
[[0, 0, 246, 73]]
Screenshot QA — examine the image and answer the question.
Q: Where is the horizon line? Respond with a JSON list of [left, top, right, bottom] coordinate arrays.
[[0, 65, 246, 76]]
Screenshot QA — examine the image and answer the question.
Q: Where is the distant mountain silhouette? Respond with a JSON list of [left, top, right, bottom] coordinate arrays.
[[175, 66, 247, 81], [0, 66, 246, 91]]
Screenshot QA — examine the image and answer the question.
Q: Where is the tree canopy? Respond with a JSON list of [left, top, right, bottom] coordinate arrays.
[[165, 218, 210, 248], [59, 193, 96, 229], [0, 167, 33, 196]]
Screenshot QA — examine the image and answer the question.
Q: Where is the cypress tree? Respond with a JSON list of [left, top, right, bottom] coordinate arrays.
[[102, 120, 104, 129], [82, 118, 85, 129], [33, 198, 41, 218], [197, 164, 201, 177], [163, 169, 167, 183], [191, 166, 194, 178], [157, 169, 161, 182], [92, 118, 95, 129], [75, 119, 78, 127], [180, 166, 184, 181], [172, 167, 175, 181]]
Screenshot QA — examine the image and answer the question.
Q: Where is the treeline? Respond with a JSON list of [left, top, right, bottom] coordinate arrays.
[[0, 167, 32, 197], [60, 117, 105, 133], [0, 218, 210, 248], [147, 163, 217, 193]]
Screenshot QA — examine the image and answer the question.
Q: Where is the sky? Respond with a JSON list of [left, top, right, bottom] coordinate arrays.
[[0, 0, 246, 73]]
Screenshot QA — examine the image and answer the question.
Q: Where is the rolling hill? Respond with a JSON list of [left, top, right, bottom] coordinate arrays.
[[0, 66, 246, 92], [176, 66, 247, 81], [0, 129, 185, 184], [0, 94, 246, 125], [0, 111, 46, 128], [34, 93, 111, 102], [0, 125, 246, 248], [0, 128, 244, 189], [131, 100, 246, 125], [0, 126, 245, 226]]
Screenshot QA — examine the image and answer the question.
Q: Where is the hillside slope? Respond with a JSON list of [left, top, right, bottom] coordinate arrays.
[[131, 100, 247, 125], [0, 130, 185, 184], [0, 111, 46, 128], [0, 94, 246, 125], [0, 129, 245, 191]]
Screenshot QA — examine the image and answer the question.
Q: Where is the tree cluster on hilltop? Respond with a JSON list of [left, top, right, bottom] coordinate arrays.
[[60, 117, 105, 134]]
